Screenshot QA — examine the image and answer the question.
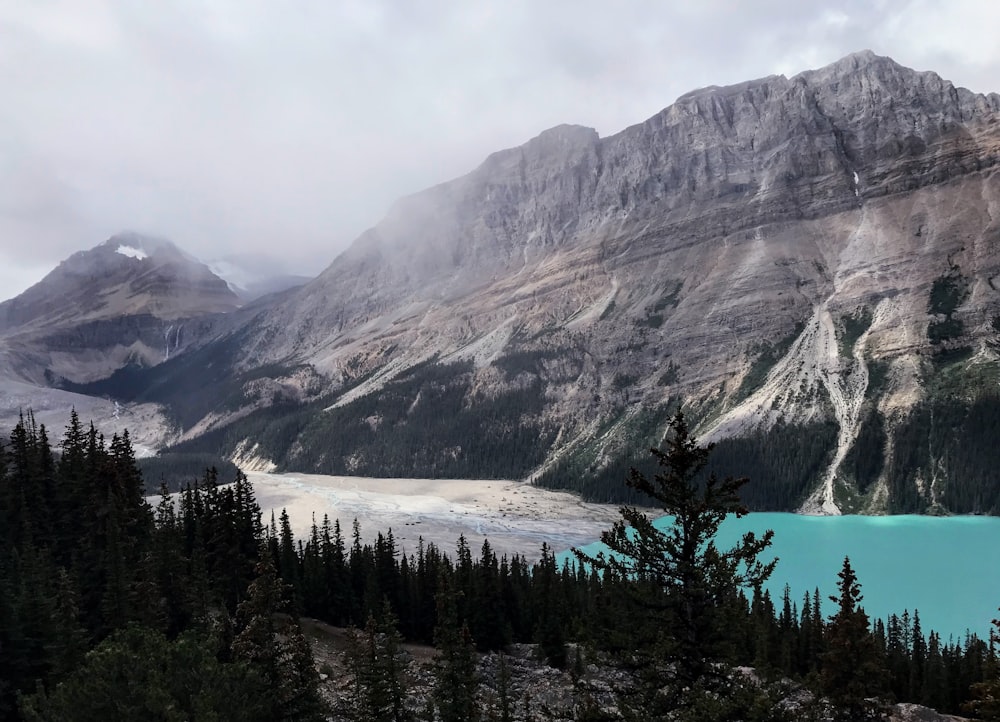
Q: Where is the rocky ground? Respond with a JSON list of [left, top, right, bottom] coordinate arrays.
[[302, 619, 971, 721]]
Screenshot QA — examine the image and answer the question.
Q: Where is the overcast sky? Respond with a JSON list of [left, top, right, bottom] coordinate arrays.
[[2, 0, 999, 301]]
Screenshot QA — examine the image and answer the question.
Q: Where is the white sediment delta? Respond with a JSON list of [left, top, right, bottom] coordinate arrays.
[[247, 471, 622, 561]]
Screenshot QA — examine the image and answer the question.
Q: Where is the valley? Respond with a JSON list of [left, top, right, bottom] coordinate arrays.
[[4, 52, 1000, 522], [9, 5, 1000, 717]]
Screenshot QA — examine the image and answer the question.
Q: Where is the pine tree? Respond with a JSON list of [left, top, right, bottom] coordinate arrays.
[[820, 557, 887, 720], [55, 410, 90, 567], [493, 651, 515, 722], [324, 516, 351, 626], [472, 540, 509, 651], [348, 601, 411, 721], [908, 609, 926, 700], [964, 611, 1000, 720], [18, 624, 270, 722], [432, 573, 480, 722], [532, 543, 567, 668], [232, 556, 326, 721], [574, 409, 775, 713], [922, 630, 946, 710]]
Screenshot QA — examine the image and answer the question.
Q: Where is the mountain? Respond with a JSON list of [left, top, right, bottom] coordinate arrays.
[[0, 233, 237, 331], [20, 52, 1000, 514], [0, 233, 244, 441]]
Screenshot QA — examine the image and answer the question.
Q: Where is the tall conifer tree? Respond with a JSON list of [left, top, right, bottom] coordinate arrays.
[[575, 409, 775, 713]]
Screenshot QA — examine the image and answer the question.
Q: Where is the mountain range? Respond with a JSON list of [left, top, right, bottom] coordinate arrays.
[[3, 50, 1000, 514]]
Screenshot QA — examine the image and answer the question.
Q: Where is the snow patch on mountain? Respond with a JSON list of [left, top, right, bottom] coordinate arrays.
[[116, 244, 148, 260]]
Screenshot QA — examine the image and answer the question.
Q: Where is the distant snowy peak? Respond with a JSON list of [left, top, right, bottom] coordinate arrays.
[[100, 232, 189, 263], [0, 233, 241, 334], [207, 255, 313, 303]]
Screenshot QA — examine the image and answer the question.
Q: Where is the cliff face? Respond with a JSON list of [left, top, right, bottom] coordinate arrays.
[[248, 51, 999, 364]]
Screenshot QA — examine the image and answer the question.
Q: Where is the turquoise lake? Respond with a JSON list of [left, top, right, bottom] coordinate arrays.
[[559, 513, 1000, 642]]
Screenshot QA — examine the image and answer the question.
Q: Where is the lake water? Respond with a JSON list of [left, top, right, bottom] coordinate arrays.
[[560, 513, 1000, 642]]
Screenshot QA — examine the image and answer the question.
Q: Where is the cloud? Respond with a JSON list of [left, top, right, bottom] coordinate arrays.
[[1, 1, 998, 301]]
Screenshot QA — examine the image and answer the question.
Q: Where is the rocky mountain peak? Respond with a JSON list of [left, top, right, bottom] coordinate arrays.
[[523, 124, 600, 156], [0, 233, 239, 331], [321, 51, 997, 296], [100, 231, 189, 262], [0, 233, 242, 384], [803, 47, 884, 74]]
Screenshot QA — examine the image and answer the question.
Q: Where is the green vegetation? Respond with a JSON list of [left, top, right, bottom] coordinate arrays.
[[820, 558, 887, 720], [534, 403, 678, 505], [640, 312, 664, 328], [706, 419, 839, 509], [19, 625, 273, 721], [493, 347, 564, 379], [965, 614, 1000, 718], [843, 407, 886, 494], [928, 273, 969, 317], [1, 410, 325, 721], [928, 318, 966, 344], [875, 354, 1000, 512], [612, 371, 637, 389], [887, 392, 1000, 513], [576, 410, 776, 716], [838, 307, 873, 357], [536, 409, 837, 511], [865, 359, 890, 400], [2, 410, 997, 719], [927, 353, 996, 397], [635, 282, 683, 330], [658, 360, 680, 386], [734, 322, 805, 403], [652, 281, 683, 313], [931, 344, 974, 368], [169, 360, 556, 480], [927, 273, 969, 344], [59, 331, 311, 431], [138, 452, 240, 493]]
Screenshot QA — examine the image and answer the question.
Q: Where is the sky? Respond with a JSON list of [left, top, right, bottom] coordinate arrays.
[[2, 1, 999, 301]]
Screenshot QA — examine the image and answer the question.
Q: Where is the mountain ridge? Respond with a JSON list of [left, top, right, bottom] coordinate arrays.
[[9, 51, 1000, 515]]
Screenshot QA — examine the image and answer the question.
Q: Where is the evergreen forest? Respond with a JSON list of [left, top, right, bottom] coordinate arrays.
[[2, 410, 1000, 720], [69, 350, 1000, 515]]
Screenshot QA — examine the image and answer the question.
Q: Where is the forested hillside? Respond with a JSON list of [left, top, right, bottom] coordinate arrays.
[[1, 411, 999, 720]]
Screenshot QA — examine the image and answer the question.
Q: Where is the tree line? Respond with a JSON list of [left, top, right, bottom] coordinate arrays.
[[2, 410, 1000, 719]]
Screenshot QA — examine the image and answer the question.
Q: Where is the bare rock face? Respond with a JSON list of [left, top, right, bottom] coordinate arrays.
[[890, 702, 972, 722], [250, 51, 999, 370]]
